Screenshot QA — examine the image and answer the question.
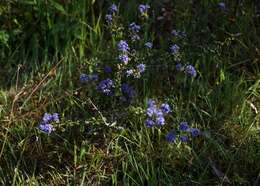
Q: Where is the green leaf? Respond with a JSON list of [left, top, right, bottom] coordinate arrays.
[[50, 1, 66, 14]]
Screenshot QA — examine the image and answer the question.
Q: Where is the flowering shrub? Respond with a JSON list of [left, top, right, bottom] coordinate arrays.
[[40, 3, 200, 146]]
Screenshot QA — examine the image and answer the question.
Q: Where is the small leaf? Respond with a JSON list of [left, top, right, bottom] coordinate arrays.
[[50, 1, 66, 14]]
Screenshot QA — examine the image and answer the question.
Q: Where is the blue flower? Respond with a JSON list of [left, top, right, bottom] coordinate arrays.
[[170, 44, 180, 54], [104, 65, 112, 73], [218, 2, 226, 11], [171, 29, 178, 36], [144, 42, 153, 49], [190, 128, 200, 137], [145, 118, 154, 127], [80, 74, 89, 82], [147, 99, 156, 108], [42, 113, 53, 123], [166, 131, 176, 142], [160, 103, 170, 114], [121, 83, 135, 98], [37, 112, 59, 134], [185, 65, 197, 77], [139, 4, 150, 14], [52, 113, 59, 122], [180, 135, 189, 142], [155, 109, 163, 118], [97, 78, 113, 95], [105, 14, 113, 23], [179, 122, 189, 131], [137, 64, 146, 73], [126, 69, 133, 77], [156, 116, 165, 125], [38, 123, 54, 134], [109, 4, 118, 13], [146, 107, 156, 117], [176, 63, 183, 71], [129, 22, 141, 33], [119, 54, 129, 63], [117, 40, 129, 52]]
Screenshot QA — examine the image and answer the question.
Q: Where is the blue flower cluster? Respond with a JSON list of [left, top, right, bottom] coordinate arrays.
[[129, 22, 141, 33], [38, 113, 59, 134], [145, 99, 170, 127], [119, 54, 129, 64], [105, 4, 118, 24], [117, 40, 130, 52], [97, 78, 113, 95], [80, 73, 98, 82], [129, 22, 141, 41], [165, 121, 201, 142], [117, 40, 130, 63]]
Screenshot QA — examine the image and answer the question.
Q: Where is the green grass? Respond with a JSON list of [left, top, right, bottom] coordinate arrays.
[[0, 0, 260, 185]]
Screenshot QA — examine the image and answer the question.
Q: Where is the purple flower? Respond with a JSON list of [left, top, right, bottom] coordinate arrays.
[[52, 113, 59, 122], [139, 4, 150, 14], [105, 14, 113, 23], [185, 65, 197, 77], [121, 83, 135, 98], [147, 99, 156, 108], [129, 22, 141, 33], [218, 2, 226, 11], [104, 65, 112, 73], [190, 128, 200, 137], [126, 69, 133, 77], [145, 118, 154, 127], [180, 135, 189, 142], [166, 131, 176, 142], [137, 64, 146, 73], [42, 113, 53, 123], [117, 40, 129, 52], [119, 54, 129, 63], [171, 29, 178, 36], [160, 103, 170, 114], [109, 4, 118, 13], [145, 42, 153, 49], [97, 78, 113, 95], [176, 63, 183, 71], [155, 109, 163, 118], [156, 116, 165, 125], [170, 44, 180, 54], [146, 107, 157, 117], [179, 122, 189, 131], [80, 74, 89, 82], [38, 123, 54, 134]]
